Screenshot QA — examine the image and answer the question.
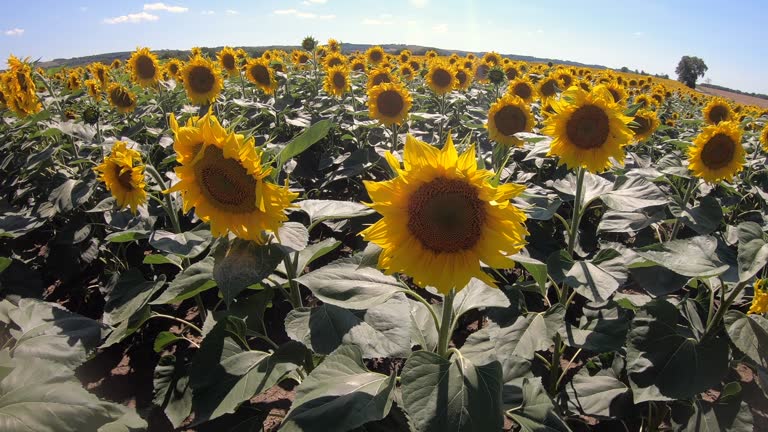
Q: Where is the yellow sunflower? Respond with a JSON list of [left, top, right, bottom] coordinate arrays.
[[398, 50, 411, 64], [106, 83, 137, 113], [166, 110, 297, 241], [483, 51, 502, 67], [455, 67, 474, 91], [111, 59, 122, 70], [165, 59, 183, 80], [400, 64, 415, 81], [67, 72, 82, 91], [94, 141, 147, 214], [3, 56, 42, 117], [634, 94, 653, 110], [687, 121, 745, 183], [426, 60, 456, 95], [89, 63, 110, 88], [629, 109, 660, 142], [181, 56, 223, 105], [408, 59, 422, 73], [538, 77, 560, 102], [323, 52, 348, 70], [504, 63, 519, 81], [350, 57, 367, 73], [323, 65, 350, 98], [749, 280, 768, 315], [367, 82, 412, 126], [761, 124, 768, 152], [360, 134, 529, 293], [0, 86, 7, 110], [217, 47, 239, 75], [366, 46, 386, 65], [127, 47, 160, 88], [542, 85, 634, 172], [367, 66, 395, 89], [702, 98, 734, 125], [245, 58, 278, 94], [327, 38, 341, 53], [425, 50, 438, 60], [486, 94, 534, 147], [507, 77, 537, 104], [605, 82, 627, 104], [85, 79, 102, 102]]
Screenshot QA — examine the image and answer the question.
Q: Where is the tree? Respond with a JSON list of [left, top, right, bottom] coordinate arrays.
[[675, 56, 708, 89]]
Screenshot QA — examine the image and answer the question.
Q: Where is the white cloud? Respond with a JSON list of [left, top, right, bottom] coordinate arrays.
[[144, 3, 188, 13], [201, 10, 215, 15], [274, 9, 334, 19], [432, 23, 448, 33], [4, 28, 24, 36], [225, 9, 239, 15], [103, 12, 159, 24], [409, 0, 429, 8]]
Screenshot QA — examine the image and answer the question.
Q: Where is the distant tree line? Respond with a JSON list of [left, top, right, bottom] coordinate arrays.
[[619, 66, 669, 79]]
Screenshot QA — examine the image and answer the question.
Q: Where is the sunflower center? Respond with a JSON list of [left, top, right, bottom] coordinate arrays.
[[332, 71, 346, 90], [631, 115, 651, 135], [456, 70, 467, 86], [476, 64, 489, 80], [188, 65, 215, 94], [16, 72, 28, 92], [169, 63, 179, 75], [110, 88, 133, 107], [250, 64, 270, 85], [299, 54, 309, 64], [541, 79, 557, 97], [560, 75, 573, 87], [194, 146, 257, 213], [505, 68, 518, 80], [370, 51, 383, 62], [608, 88, 622, 103], [566, 104, 610, 149], [494, 105, 527, 136], [513, 82, 532, 100], [708, 105, 729, 124], [372, 73, 391, 86], [327, 57, 342, 68], [407, 177, 486, 253], [135, 55, 156, 80], [409, 61, 421, 71], [432, 69, 452, 88], [700, 133, 736, 169], [352, 62, 365, 72], [377, 90, 405, 118], [221, 54, 235, 70], [114, 166, 135, 191]]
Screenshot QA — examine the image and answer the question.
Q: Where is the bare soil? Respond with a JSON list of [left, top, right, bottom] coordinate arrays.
[[698, 87, 768, 108]]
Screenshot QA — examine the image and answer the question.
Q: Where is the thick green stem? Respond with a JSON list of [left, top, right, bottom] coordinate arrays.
[[567, 168, 585, 257], [391, 123, 398, 150], [437, 289, 455, 358], [146, 164, 182, 234], [704, 280, 748, 338], [670, 178, 697, 241], [151, 313, 203, 334], [549, 334, 562, 395], [283, 254, 303, 308]]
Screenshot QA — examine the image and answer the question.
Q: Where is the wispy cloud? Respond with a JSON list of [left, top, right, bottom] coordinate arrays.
[[273, 9, 335, 19], [225, 9, 240, 15], [144, 3, 188, 13], [4, 28, 24, 36], [103, 12, 159, 24]]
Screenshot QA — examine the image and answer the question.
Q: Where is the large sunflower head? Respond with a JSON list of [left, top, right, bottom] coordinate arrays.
[[323, 52, 348, 70], [67, 72, 82, 91], [483, 51, 502, 67], [245, 58, 278, 94], [702, 97, 734, 125], [181, 55, 223, 105], [507, 77, 537, 103], [165, 59, 184, 80], [504, 63, 519, 81], [475, 63, 490, 83], [486, 94, 534, 147], [217, 47, 239, 75], [425, 50, 438, 60], [366, 46, 386, 65], [166, 110, 297, 241], [605, 82, 627, 104], [85, 79, 102, 102], [629, 109, 660, 142], [426, 60, 456, 95], [106, 83, 137, 113], [408, 59, 422, 73], [367, 66, 395, 89], [454, 67, 474, 91], [94, 141, 147, 214], [634, 94, 653, 110], [323, 65, 350, 98], [687, 121, 745, 183], [399, 64, 415, 81], [360, 134, 529, 293], [350, 57, 367, 73], [127, 47, 160, 88], [367, 82, 412, 126], [538, 77, 560, 102], [541, 85, 634, 173]]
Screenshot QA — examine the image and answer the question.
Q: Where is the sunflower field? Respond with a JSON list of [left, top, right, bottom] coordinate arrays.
[[1, 37, 768, 432]]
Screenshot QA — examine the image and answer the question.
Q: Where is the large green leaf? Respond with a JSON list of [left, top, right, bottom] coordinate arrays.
[[725, 311, 768, 368], [153, 355, 192, 428], [564, 364, 631, 418], [152, 256, 216, 304], [48, 175, 96, 214], [506, 378, 572, 432], [213, 239, 283, 307], [626, 299, 729, 402], [276, 238, 342, 276], [297, 199, 375, 228], [277, 119, 333, 167], [493, 307, 564, 361], [735, 222, 768, 282], [633, 236, 729, 277], [295, 258, 403, 310], [560, 301, 631, 352], [285, 294, 410, 358], [673, 398, 754, 432], [678, 195, 724, 235], [452, 279, 511, 322], [563, 249, 627, 302], [102, 270, 166, 326], [8, 299, 109, 368], [401, 350, 503, 432], [281, 345, 396, 432], [601, 175, 668, 211], [409, 299, 439, 351], [597, 209, 664, 233], [149, 229, 212, 259]]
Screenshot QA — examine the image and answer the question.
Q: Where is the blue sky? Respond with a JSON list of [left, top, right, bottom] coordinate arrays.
[[1, 0, 766, 94]]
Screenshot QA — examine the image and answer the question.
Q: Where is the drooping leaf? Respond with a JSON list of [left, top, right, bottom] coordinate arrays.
[[505, 378, 572, 432], [725, 311, 768, 368], [633, 236, 729, 277], [213, 239, 283, 307]]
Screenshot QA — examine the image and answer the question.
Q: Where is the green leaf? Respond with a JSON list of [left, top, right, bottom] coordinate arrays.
[[401, 350, 503, 432], [560, 302, 631, 352], [514, 254, 548, 294], [563, 249, 627, 303], [629, 265, 690, 296], [213, 239, 283, 307], [679, 195, 724, 235], [408, 299, 439, 351], [452, 279, 511, 321], [0, 213, 45, 238], [493, 307, 564, 361], [564, 365, 631, 418], [626, 299, 729, 402], [149, 229, 212, 259], [143, 254, 183, 269], [8, 299, 109, 368], [48, 176, 96, 214], [736, 222, 768, 282], [505, 378, 572, 432], [633, 236, 729, 277], [152, 257, 216, 305], [277, 119, 333, 167], [601, 176, 668, 211], [277, 238, 341, 276], [295, 258, 403, 310], [274, 221, 309, 252], [281, 345, 396, 432], [725, 311, 768, 368], [673, 398, 754, 432], [552, 171, 612, 208], [598, 209, 664, 233], [153, 355, 192, 428], [154, 331, 184, 353], [105, 230, 149, 243], [297, 199, 375, 228], [285, 294, 411, 358], [103, 270, 166, 326]]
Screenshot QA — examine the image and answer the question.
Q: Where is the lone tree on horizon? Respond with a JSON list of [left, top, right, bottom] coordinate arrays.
[[676, 56, 708, 89]]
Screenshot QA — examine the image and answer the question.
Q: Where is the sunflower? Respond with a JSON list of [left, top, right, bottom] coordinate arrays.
[[360, 134, 528, 293], [702, 98, 734, 125], [0, 87, 6, 110], [486, 94, 534, 147], [94, 141, 147, 214], [85, 79, 102, 102], [111, 59, 122, 69], [291, 50, 311, 68], [475, 63, 490, 83], [557, 71, 574, 88], [425, 50, 438, 60], [426, 60, 456, 95], [761, 124, 768, 152], [542, 85, 634, 172], [366, 46, 385, 65], [634, 94, 653, 110], [350, 57, 367, 73], [400, 64, 415, 81], [367, 82, 412, 126], [3, 55, 41, 117], [67, 72, 82, 91], [504, 64, 519, 81], [367, 66, 395, 89], [327, 38, 341, 53], [538, 77, 560, 102], [89, 63, 110, 88], [398, 50, 411, 64], [181, 56, 223, 105], [483, 52, 502, 67], [106, 83, 137, 113], [323, 52, 348, 69], [629, 109, 660, 142], [605, 82, 627, 104], [245, 58, 278, 94], [323, 65, 350, 98], [166, 110, 297, 241], [507, 77, 537, 103], [127, 47, 160, 88], [454, 67, 474, 91], [408, 59, 422, 73], [749, 280, 768, 315], [687, 121, 745, 183], [217, 47, 239, 75]]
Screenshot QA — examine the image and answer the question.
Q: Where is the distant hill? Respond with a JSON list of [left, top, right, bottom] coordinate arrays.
[[699, 83, 768, 101]]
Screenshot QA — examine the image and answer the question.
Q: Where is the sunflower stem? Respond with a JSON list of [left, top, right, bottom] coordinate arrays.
[[548, 333, 562, 395], [437, 289, 455, 358], [670, 177, 697, 241], [146, 164, 182, 234], [567, 167, 585, 258], [391, 123, 398, 150], [703, 280, 748, 339], [283, 254, 303, 309]]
